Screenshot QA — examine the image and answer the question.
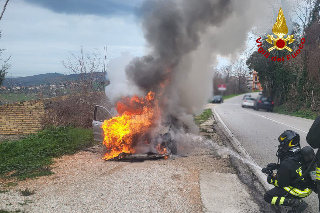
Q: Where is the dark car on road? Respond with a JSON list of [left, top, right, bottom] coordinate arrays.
[[212, 95, 223, 103], [254, 95, 274, 112]]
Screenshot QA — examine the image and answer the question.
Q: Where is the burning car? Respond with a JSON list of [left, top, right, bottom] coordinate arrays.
[[92, 92, 178, 161]]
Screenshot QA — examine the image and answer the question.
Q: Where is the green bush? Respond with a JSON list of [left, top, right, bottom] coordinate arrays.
[[274, 105, 317, 120], [223, 93, 244, 100], [194, 109, 213, 126], [0, 126, 95, 180]]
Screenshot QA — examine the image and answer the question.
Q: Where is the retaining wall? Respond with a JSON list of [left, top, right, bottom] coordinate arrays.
[[0, 100, 44, 135]]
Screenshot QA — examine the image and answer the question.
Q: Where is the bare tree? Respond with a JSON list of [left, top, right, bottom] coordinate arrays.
[[0, 0, 9, 21], [0, 32, 10, 86], [62, 46, 104, 93], [231, 59, 251, 93], [0, 0, 11, 86], [213, 65, 241, 96], [294, 0, 319, 33]]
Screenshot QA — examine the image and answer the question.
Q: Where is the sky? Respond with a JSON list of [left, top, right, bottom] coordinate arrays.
[[0, 0, 146, 77], [0, 0, 304, 77]]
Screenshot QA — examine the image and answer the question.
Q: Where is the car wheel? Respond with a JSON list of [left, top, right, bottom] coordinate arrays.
[[242, 105, 244, 108], [270, 108, 273, 112], [256, 107, 259, 111]]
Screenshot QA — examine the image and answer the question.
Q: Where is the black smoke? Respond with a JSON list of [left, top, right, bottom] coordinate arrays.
[[126, 0, 232, 93], [125, 0, 233, 132]]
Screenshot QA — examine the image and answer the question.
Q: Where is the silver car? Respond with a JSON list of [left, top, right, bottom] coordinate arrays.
[[92, 105, 113, 142], [92, 105, 178, 160]]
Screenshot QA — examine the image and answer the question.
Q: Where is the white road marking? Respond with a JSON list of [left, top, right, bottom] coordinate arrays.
[[235, 104, 308, 134], [212, 106, 272, 190]]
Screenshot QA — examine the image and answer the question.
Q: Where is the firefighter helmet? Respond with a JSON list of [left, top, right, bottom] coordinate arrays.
[[278, 130, 300, 152]]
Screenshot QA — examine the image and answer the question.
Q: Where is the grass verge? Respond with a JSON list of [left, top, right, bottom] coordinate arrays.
[[274, 105, 317, 120], [223, 93, 244, 100], [194, 109, 213, 126], [0, 93, 38, 104], [0, 126, 96, 180]]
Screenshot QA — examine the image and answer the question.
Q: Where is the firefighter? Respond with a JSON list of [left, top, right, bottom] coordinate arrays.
[[263, 130, 313, 213]]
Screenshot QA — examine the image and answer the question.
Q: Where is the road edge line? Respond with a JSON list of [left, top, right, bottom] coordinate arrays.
[[212, 106, 272, 191]]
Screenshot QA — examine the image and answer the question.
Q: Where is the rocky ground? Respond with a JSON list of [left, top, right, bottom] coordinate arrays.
[[0, 135, 25, 143], [0, 106, 268, 213]]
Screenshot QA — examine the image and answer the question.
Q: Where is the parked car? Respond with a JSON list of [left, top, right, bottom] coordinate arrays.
[[254, 96, 274, 112], [92, 105, 178, 155], [212, 95, 223, 103], [242, 94, 252, 100], [242, 97, 256, 108], [92, 105, 113, 142]]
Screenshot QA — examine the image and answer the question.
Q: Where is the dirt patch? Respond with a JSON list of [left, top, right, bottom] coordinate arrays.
[[0, 133, 236, 213], [0, 135, 25, 143]]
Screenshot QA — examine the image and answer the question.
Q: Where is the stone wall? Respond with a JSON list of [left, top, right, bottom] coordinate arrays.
[[0, 100, 44, 135], [0, 92, 111, 135]]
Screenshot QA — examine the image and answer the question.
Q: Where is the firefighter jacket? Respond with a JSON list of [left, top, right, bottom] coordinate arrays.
[[268, 152, 313, 198]]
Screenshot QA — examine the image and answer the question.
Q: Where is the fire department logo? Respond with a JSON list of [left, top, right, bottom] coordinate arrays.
[[266, 7, 295, 52]]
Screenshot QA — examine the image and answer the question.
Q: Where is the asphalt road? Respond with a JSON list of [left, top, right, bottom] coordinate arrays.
[[214, 92, 318, 213]]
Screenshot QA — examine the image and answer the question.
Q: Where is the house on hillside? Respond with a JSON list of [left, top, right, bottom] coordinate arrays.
[[252, 71, 262, 91], [246, 76, 253, 90]]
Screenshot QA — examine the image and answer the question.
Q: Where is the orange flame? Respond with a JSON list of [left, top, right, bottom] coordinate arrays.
[[101, 91, 159, 160], [102, 68, 173, 160]]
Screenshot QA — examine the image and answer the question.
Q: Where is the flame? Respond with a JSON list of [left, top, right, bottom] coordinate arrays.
[[101, 91, 159, 160], [160, 69, 172, 89], [156, 144, 167, 155], [101, 68, 173, 160], [272, 7, 288, 37]]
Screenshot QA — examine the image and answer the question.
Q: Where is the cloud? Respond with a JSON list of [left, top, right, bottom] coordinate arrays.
[[22, 0, 144, 16], [1, 0, 145, 77]]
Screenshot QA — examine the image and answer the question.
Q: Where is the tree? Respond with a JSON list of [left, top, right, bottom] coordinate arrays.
[[246, 36, 293, 103], [0, 0, 10, 86], [294, 0, 317, 33], [231, 59, 251, 93], [213, 59, 250, 96], [247, 1, 320, 110], [62, 46, 106, 93], [0, 0, 9, 21], [0, 32, 11, 86]]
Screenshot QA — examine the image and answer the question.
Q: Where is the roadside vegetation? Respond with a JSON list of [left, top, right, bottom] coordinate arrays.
[[0, 93, 37, 103], [246, 1, 320, 118], [194, 109, 213, 126], [274, 105, 317, 120], [0, 126, 96, 180], [223, 93, 243, 100]]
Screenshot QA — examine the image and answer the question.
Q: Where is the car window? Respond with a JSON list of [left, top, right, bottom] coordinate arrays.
[[247, 98, 255, 101], [261, 97, 268, 101], [94, 106, 112, 122]]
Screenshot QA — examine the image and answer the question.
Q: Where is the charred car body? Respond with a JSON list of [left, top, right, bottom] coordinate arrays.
[[93, 105, 178, 161]]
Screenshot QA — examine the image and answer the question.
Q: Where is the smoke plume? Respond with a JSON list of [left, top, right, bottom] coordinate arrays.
[[107, 0, 276, 133], [123, 0, 272, 132]]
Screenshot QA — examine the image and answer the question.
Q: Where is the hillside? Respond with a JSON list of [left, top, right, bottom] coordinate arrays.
[[3, 72, 106, 87]]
